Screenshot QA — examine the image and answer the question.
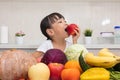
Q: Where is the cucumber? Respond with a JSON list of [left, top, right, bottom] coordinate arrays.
[[79, 50, 91, 72], [113, 63, 120, 71]]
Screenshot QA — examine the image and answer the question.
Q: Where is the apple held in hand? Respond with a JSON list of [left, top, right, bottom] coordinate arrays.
[[65, 24, 78, 35], [48, 63, 64, 80]]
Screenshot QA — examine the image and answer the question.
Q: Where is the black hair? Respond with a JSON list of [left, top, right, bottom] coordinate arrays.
[[40, 12, 64, 40]]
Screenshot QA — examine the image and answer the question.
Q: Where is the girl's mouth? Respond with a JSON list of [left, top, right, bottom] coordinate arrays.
[[65, 28, 67, 32]]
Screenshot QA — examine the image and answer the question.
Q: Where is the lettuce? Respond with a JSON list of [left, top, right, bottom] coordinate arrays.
[[65, 44, 88, 61]]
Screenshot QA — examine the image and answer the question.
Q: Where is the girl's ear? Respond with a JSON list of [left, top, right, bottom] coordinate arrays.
[[46, 29, 54, 36]]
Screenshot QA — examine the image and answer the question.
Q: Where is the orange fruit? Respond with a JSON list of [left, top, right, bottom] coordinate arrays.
[[64, 60, 82, 72], [61, 68, 80, 80]]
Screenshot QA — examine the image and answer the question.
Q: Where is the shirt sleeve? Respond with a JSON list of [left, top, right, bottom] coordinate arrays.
[[36, 40, 53, 53]]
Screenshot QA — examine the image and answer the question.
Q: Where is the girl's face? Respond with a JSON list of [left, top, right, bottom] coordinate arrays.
[[51, 18, 69, 39]]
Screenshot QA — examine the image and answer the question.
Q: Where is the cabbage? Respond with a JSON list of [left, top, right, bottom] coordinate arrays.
[[65, 44, 88, 61], [41, 49, 67, 65]]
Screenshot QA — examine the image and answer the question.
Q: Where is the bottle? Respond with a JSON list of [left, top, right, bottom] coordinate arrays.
[[114, 26, 120, 44]]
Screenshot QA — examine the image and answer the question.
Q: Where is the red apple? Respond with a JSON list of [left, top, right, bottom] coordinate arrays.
[[65, 24, 78, 35], [48, 63, 64, 80]]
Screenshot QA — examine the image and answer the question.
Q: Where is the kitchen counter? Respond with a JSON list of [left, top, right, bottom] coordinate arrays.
[[0, 43, 120, 54], [84, 44, 120, 49], [0, 43, 38, 49], [0, 43, 120, 49], [0, 43, 39, 52], [83, 44, 120, 55]]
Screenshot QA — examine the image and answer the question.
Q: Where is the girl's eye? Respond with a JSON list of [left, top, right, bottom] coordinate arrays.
[[58, 21, 62, 23], [64, 20, 67, 23]]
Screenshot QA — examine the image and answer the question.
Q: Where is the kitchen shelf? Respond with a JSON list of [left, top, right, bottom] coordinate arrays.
[[0, 43, 120, 49]]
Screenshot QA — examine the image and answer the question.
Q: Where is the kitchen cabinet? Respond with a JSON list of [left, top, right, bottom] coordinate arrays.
[[0, 44, 120, 55]]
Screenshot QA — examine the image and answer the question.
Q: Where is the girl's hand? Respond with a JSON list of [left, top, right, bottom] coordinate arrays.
[[72, 27, 80, 44]]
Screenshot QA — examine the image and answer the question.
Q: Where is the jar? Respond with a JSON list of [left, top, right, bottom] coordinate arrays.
[[114, 26, 120, 44]]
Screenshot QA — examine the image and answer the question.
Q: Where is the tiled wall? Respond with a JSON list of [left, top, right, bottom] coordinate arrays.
[[0, 1, 120, 44]]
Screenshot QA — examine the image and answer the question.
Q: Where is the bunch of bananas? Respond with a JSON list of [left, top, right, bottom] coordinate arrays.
[[84, 48, 120, 68]]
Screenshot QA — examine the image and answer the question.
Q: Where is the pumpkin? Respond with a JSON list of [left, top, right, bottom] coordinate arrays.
[[61, 68, 80, 80], [0, 49, 37, 80]]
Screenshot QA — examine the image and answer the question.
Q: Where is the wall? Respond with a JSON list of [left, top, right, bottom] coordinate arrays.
[[0, 1, 120, 44]]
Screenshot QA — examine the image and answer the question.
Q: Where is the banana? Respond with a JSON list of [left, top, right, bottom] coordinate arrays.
[[84, 53, 120, 68], [98, 48, 117, 58], [99, 48, 109, 52]]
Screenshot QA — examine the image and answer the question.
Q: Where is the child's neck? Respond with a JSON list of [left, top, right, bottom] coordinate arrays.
[[52, 39, 66, 52]]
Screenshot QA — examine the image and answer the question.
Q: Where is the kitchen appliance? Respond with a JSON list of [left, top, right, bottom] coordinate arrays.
[[97, 32, 114, 44]]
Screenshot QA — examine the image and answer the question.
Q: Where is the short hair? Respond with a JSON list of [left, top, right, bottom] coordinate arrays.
[[40, 12, 64, 40]]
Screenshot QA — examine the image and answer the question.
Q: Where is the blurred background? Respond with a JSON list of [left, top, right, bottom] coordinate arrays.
[[0, 0, 120, 44]]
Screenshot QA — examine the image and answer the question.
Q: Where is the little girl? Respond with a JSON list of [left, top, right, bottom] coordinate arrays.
[[33, 12, 80, 59]]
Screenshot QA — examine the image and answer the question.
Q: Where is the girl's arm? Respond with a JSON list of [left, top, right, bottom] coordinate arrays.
[[32, 51, 44, 59]]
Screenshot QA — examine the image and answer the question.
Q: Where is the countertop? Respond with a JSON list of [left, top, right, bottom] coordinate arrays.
[[0, 43, 120, 49], [84, 44, 120, 49], [0, 44, 38, 49]]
